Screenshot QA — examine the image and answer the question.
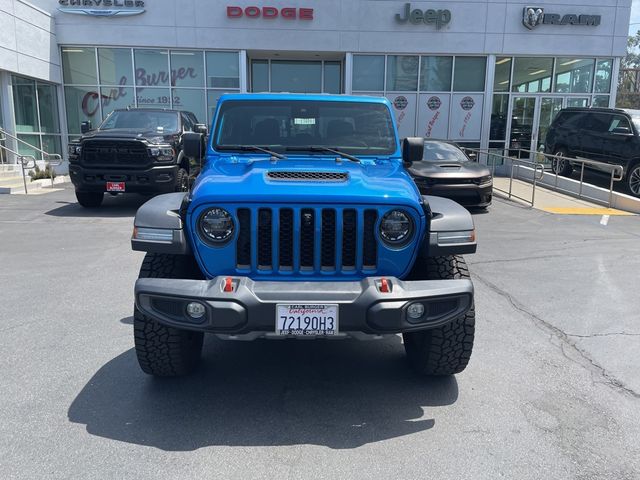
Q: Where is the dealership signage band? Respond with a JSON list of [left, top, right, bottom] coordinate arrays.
[[395, 3, 451, 30], [227, 6, 314, 20], [58, 0, 145, 16], [522, 7, 601, 30]]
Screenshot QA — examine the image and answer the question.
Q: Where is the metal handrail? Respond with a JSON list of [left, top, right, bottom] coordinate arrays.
[[0, 127, 64, 192], [462, 147, 544, 207]]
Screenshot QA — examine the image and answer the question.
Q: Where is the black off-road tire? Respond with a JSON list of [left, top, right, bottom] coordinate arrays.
[[551, 148, 573, 177], [134, 253, 204, 377], [403, 255, 475, 376], [175, 167, 189, 192], [75, 190, 103, 208]]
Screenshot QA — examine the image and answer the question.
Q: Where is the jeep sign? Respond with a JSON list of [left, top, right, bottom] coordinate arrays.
[[395, 3, 451, 29]]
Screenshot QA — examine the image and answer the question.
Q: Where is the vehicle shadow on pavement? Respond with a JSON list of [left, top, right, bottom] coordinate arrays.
[[44, 195, 149, 218], [68, 336, 458, 450]]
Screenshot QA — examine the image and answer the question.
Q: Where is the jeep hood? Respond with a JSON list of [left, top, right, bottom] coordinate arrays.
[[189, 156, 422, 208]]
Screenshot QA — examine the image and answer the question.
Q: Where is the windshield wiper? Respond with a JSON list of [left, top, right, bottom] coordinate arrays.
[[286, 146, 361, 163], [217, 145, 286, 159]]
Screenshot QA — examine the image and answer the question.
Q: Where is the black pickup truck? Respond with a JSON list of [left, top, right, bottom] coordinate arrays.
[[68, 108, 206, 207]]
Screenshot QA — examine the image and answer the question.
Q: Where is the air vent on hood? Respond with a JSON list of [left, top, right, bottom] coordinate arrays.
[[266, 171, 348, 182]]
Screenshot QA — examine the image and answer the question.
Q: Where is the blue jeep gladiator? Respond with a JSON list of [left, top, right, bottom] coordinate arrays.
[[131, 93, 477, 377]]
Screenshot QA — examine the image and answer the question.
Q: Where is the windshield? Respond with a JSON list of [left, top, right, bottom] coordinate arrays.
[[213, 100, 397, 156], [99, 111, 179, 132], [422, 142, 469, 163]]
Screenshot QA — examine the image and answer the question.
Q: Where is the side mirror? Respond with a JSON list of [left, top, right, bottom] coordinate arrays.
[[611, 126, 632, 135], [80, 121, 92, 134], [193, 123, 208, 135], [183, 132, 203, 160], [467, 152, 477, 161], [402, 137, 424, 168]]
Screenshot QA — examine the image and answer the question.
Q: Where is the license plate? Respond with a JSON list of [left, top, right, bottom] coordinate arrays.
[[106, 182, 125, 192], [276, 304, 338, 336]]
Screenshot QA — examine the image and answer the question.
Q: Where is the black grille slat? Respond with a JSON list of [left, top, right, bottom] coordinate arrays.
[[82, 140, 149, 166], [279, 209, 294, 269], [267, 171, 348, 182], [342, 209, 357, 269], [321, 210, 336, 269], [258, 208, 272, 269], [363, 210, 378, 268], [300, 209, 315, 269], [236, 209, 251, 268]]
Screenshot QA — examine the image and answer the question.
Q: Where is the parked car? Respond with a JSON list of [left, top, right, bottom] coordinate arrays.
[[68, 108, 207, 208], [130, 93, 478, 378], [408, 140, 493, 209], [545, 107, 640, 197]]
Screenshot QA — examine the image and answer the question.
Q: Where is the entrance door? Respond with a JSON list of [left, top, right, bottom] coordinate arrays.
[[536, 97, 563, 155], [509, 96, 538, 157]]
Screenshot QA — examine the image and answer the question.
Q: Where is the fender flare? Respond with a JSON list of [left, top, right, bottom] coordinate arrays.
[[421, 195, 477, 257]]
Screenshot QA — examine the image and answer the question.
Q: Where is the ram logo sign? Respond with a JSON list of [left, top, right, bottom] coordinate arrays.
[[522, 6, 601, 29]]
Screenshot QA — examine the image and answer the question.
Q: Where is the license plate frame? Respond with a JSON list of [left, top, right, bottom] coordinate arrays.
[[106, 182, 125, 192], [276, 304, 339, 336]]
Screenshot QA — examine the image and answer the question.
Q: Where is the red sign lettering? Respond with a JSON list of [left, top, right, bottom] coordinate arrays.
[[226, 6, 314, 20]]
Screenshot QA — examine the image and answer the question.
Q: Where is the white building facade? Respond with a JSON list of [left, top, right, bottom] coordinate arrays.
[[0, 0, 631, 164]]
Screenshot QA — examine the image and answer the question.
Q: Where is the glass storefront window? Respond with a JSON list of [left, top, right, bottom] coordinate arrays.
[[594, 59, 612, 93], [98, 48, 133, 86], [324, 62, 341, 94], [65, 86, 101, 134], [36, 83, 60, 133], [386, 55, 418, 91], [271, 60, 322, 93], [566, 97, 589, 107], [135, 87, 171, 108], [554, 58, 594, 94], [251, 60, 269, 92], [12, 77, 38, 133], [171, 51, 204, 87], [494, 57, 511, 92], [592, 95, 610, 107], [17, 134, 41, 160], [353, 55, 384, 91], [206, 52, 239, 88], [419, 56, 452, 91], [453, 57, 486, 92], [512, 57, 553, 93], [207, 90, 225, 124], [490, 94, 509, 142], [100, 86, 135, 119], [62, 47, 97, 85], [172, 88, 205, 123], [134, 49, 169, 86], [41, 135, 62, 157]]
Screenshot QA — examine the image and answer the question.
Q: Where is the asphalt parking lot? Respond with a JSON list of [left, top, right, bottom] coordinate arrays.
[[1, 185, 639, 480]]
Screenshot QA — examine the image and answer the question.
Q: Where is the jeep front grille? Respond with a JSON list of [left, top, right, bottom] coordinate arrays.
[[235, 207, 378, 274], [81, 140, 150, 167]]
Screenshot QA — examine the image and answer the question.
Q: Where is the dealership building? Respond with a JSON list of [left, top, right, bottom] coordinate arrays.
[[0, 0, 631, 166]]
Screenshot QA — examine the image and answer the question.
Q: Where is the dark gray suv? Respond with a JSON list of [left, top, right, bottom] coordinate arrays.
[[545, 107, 640, 197]]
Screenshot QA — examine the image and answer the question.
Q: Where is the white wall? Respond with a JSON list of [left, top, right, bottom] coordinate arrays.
[[23, 0, 630, 57], [0, 0, 60, 83]]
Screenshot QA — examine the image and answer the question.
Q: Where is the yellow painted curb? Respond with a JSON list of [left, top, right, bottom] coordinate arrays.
[[541, 207, 635, 216]]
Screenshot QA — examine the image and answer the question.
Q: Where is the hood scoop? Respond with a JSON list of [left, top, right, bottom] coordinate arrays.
[[438, 164, 462, 169], [266, 171, 349, 182]]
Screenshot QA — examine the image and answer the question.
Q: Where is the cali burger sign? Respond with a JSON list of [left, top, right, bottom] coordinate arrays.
[[227, 5, 314, 19]]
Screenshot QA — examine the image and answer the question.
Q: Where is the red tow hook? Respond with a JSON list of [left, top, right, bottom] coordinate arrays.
[[223, 277, 234, 293], [378, 277, 392, 293]]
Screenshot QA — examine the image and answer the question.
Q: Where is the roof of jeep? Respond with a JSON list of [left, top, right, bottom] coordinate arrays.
[[217, 92, 391, 106]]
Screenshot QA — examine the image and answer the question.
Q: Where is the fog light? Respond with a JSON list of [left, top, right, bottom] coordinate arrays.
[[186, 302, 206, 319], [407, 303, 425, 320]]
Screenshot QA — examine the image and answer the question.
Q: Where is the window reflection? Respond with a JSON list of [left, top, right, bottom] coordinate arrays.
[[419, 56, 452, 91], [512, 57, 553, 93], [554, 58, 594, 94]]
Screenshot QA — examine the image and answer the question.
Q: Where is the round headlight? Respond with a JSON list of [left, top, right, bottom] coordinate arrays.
[[198, 208, 234, 244], [379, 209, 414, 246]]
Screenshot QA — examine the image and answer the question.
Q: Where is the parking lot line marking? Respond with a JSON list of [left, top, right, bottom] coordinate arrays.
[[541, 207, 635, 216], [600, 215, 610, 226]]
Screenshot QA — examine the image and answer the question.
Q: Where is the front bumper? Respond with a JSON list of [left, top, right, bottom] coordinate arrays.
[[69, 163, 178, 194], [135, 276, 473, 337], [418, 183, 492, 208]]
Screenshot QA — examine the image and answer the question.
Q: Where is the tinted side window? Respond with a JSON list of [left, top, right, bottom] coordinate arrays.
[[582, 113, 610, 133], [554, 112, 583, 129], [607, 115, 631, 132], [181, 113, 193, 131]]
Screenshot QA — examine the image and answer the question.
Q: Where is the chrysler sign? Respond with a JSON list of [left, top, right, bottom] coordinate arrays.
[[58, 0, 145, 17], [522, 6, 601, 30]]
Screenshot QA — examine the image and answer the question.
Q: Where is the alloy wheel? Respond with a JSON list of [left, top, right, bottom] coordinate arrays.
[[629, 166, 640, 196]]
